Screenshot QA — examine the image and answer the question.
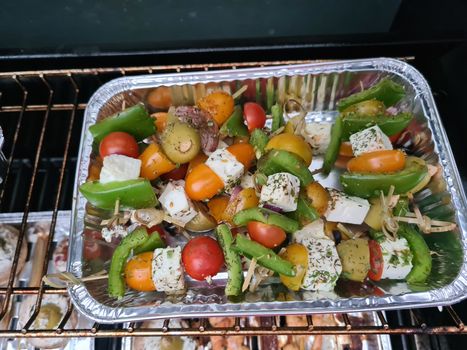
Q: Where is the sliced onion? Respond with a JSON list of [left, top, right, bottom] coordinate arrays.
[[228, 186, 243, 204], [386, 107, 398, 115], [262, 203, 283, 213]]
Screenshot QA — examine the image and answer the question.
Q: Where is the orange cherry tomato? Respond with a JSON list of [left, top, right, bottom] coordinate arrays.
[[147, 87, 172, 109], [124, 252, 156, 292], [197, 91, 234, 125], [187, 153, 208, 175], [339, 142, 354, 157], [247, 221, 286, 249], [207, 196, 230, 223], [139, 143, 176, 180], [347, 150, 406, 174], [227, 143, 255, 169], [185, 163, 224, 201], [152, 112, 168, 133]]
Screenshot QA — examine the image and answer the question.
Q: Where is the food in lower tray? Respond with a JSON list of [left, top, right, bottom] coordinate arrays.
[[0, 224, 27, 286], [78, 77, 456, 299]]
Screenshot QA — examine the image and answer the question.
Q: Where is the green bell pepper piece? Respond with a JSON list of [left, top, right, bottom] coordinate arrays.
[[287, 193, 320, 225], [233, 207, 300, 233], [249, 128, 269, 158], [340, 157, 428, 199], [133, 230, 166, 255], [216, 224, 244, 296], [271, 103, 285, 132], [79, 179, 158, 210], [233, 234, 295, 277], [322, 115, 343, 174], [89, 104, 156, 144], [257, 149, 314, 186], [108, 227, 149, 298], [341, 112, 413, 140], [337, 78, 405, 112], [219, 105, 249, 137], [398, 223, 432, 284]]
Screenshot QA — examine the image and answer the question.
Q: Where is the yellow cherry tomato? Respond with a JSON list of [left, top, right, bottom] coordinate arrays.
[[305, 182, 330, 216], [280, 243, 308, 291], [265, 133, 313, 166]]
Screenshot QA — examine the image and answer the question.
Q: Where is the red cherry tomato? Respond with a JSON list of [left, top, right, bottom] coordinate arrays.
[[99, 132, 139, 158], [247, 221, 286, 249], [243, 102, 266, 132], [182, 236, 224, 281], [368, 240, 383, 281], [160, 163, 188, 181], [83, 230, 103, 260]]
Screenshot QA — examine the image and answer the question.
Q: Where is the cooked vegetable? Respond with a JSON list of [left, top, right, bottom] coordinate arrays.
[[322, 115, 343, 174], [233, 234, 295, 277], [109, 227, 149, 298], [243, 102, 267, 132], [249, 128, 269, 158], [340, 156, 428, 198], [287, 193, 320, 225], [152, 112, 168, 132], [305, 182, 330, 216], [160, 116, 201, 164], [233, 207, 300, 233], [99, 132, 139, 159], [147, 87, 172, 110], [271, 103, 284, 132], [398, 224, 432, 284], [347, 150, 406, 174], [124, 251, 156, 292], [257, 149, 314, 186], [265, 133, 313, 166], [89, 104, 156, 144], [182, 236, 225, 281], [185, 202, 217, 232], [364, 198, 384, 231], [222, 188, 259, 224], [219, 105, 249, 137], [336, 238, 370, 282], [279, 243, 308, 291], [337, 78, 405, 112], [139, 142, 176, 180], [79, 179, 158, 210], [342, 112, 413, 140], [216, 224, 243, 296], [198, 90, 235, 125], [247, 221, 286, 248], [207, 196, 230, 223]]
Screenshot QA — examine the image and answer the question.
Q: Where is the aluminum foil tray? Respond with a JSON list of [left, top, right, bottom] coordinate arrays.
[[69, 58, 467, 323]]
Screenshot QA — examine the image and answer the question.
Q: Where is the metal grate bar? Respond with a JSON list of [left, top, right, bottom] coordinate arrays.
[[0, 60, 464, 339]]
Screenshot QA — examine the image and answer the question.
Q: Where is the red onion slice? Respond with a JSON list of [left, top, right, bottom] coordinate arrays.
[[262, 203, 283, 213]]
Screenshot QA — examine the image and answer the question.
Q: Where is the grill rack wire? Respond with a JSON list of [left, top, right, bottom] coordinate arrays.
[[0, 60, 466, 339]]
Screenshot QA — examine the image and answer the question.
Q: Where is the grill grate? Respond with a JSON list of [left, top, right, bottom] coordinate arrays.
[[0, 61, 466, 340]]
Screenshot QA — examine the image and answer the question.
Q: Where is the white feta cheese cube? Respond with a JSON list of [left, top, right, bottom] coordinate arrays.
[[205, 148, 244, 188], [292, 219, 327, 243], [99, 154, 141, 183], [380, 238, 413, 280], [152, 247, 185, 293], [325, 189, 370, 225], [159, 180, 197, 225], [349, 125, 393, 156], [302, 123, 332, 155], [260, 172, 300, 212], [301, 236, 342, 292], [240, 172, 256, 189]]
